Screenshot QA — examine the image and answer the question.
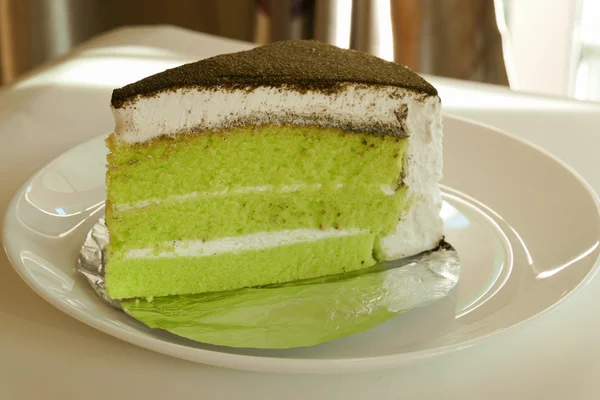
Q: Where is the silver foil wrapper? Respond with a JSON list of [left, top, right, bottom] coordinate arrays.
[[76, 218, 122, 309], [77, 218, 461, 308], [77, 218, 461, 348]]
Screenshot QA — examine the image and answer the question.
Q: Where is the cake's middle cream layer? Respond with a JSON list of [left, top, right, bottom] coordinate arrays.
[[108, 184, 407, 254], [125, 228, 366, 259], [116, 183, 396, 211]]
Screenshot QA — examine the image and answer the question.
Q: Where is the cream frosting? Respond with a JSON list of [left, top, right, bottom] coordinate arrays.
[[111, 85, 425, 144], [378, 95, 444, 259], [115, 183, 396, 212], [125, 228, 366, 259]]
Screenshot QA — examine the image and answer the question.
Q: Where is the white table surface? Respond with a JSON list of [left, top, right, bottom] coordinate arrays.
[[2, 26, 600, 400]]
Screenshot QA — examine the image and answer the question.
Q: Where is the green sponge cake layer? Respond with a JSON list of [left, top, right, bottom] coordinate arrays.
[[105, 231, 376, 299], [107, 126, 406, 204], [105, 126, 408, 299]]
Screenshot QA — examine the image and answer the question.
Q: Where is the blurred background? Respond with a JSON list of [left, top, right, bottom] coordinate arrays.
[[0, 0, 598, 101]]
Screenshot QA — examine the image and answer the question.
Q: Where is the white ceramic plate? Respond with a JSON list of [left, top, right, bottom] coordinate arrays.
[[3, 115, 600, 374]]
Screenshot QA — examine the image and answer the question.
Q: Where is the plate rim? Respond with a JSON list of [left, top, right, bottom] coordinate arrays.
[[3, 113, 600, 374]]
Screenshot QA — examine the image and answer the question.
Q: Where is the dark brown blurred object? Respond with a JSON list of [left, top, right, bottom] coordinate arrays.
[[0, 0, 25, 83], [349, 0, 376, 54], [254, 0, 315, 44], [0, 0, 256, 85], [391, 0, 509, 85], [0, 0, 508, 87], [314, 0, 347, 45]]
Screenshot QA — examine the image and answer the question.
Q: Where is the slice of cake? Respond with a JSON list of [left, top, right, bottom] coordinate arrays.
[[104, 40, 443, 300]]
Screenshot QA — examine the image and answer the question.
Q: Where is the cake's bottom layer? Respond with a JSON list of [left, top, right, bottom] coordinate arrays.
[[105, 231, 376, 299]]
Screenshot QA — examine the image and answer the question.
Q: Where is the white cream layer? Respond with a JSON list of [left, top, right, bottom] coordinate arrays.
[[125, 228, 366, 260], [115, 183, 396, 212], [113, 85, 423, 144], [112, 84, 444, 260], [377, 95, 444, 259]]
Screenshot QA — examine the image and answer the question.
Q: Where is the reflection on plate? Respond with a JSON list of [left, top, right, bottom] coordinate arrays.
[[3, 115, 600, 374]]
